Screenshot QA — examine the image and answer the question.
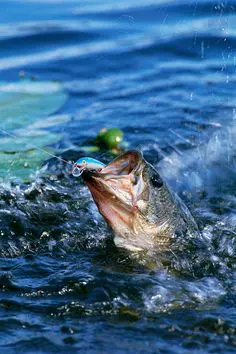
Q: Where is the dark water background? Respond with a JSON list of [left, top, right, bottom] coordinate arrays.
[[0, 0, 236, 353]]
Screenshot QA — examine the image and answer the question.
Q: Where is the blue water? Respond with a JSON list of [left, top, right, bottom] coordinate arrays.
[[0, 1, 235, 353]]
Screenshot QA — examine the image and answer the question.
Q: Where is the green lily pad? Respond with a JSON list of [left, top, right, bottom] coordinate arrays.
[[0, 131, 60, 153], [0, 80, 68, 181], [79, 145, 100, 153], [26, 114, 70, 130], [0, 81, 67, 130]]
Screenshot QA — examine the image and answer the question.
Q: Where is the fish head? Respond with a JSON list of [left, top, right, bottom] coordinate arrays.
[[82, 150, 173, 251]]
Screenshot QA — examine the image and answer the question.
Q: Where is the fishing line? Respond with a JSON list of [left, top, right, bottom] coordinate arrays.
[[0, 127, 72, 165]]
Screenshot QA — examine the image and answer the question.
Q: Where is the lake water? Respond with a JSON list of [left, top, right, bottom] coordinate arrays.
[[0, 1, 235, 353]]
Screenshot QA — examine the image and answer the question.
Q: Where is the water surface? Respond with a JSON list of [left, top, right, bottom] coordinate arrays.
[[0, 1, 235, 353]]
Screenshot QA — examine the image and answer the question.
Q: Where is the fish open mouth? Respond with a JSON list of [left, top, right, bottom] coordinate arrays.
[[82, 151, 146, 232]]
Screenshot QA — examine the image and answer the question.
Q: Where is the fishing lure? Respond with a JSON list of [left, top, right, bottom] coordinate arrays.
[[72, 157, 105, 177]]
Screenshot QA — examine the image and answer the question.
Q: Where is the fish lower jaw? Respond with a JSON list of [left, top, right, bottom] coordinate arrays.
[[113, 235, 145, 252], [113, 228, 160, 252]]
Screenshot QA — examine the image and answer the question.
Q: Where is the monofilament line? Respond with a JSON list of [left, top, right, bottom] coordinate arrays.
[[0, 127, 72, 165]]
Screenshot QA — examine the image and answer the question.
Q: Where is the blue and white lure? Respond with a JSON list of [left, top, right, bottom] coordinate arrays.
[[72, 157, 105, 177]]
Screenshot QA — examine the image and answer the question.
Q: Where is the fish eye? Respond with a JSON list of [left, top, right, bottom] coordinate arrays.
[[150, 174, 163, 188], [82, 160, 86, 164]]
